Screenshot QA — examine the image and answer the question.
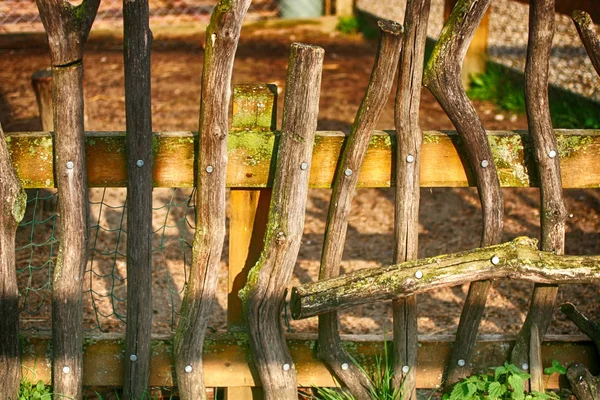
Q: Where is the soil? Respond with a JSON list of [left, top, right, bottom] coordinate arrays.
[[1, 26, 599, 341]]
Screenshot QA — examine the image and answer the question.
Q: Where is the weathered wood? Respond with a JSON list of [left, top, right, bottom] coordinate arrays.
[[19, 333, 595, 389], [228, 84, 276, 331], [35, 1, 100, 397], [573, 10, 600, 77], [0, 120, 25, 400], [424, 0, 503, 387], [31, 69, 53, 132], [122, 0, 153, 398], [511, 0, 566, 380], [560, 303, 600, 353], [173, 1, 251, 399], [290, 237, 600, 319], [6, 130, 600, 189], [566, 364, 600, 400], [529, 325, 543, 393], [392, 1, 430, 398], [317, 20, 402, 400], [240, 43, 324, 400]]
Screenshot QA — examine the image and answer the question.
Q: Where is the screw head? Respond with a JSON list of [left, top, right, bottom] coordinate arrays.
[[491, 255, 500, 265], [402, 365, 410, 373], [283, 363, 291, 371], [66, 161, 74, 169], [548, 150, 557, 159], [481, 160, 489, 168], [206, 165, 214, 173], [130, 354, 138, 362], [522, 363, 529, 370], [300, 162, 308, 170], [344, 168, 353, 177], [185, 365, 193, 373], [415, 270, 423, 279], [569, 213, 574, 218], [406, 154, 415, 163], [457, 359, 466, 367], [136, 159, 144, 167], [341, 363, 349, 370], [62, 366, 71, 374]]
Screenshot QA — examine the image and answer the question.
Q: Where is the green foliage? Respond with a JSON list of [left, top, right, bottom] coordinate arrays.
[[442, 361, 566, 400], [335, 15, 379, 40], [467, 62, 600, 129], [18, 379, 51, 400]]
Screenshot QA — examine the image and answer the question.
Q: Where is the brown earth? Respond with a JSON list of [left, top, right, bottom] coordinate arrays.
[[1, 27, 599, 341]]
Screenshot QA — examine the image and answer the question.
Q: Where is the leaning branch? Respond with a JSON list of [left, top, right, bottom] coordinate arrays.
[[572, 10, 600, 77], [291, 237, 600, 320]]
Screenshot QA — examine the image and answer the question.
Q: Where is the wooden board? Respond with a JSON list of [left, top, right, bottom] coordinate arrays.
[[19, 333, 597, 389], [6, 130, 600, 189]]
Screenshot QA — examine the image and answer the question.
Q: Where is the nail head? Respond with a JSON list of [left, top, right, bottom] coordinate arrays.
[[481, 160, 489, 168], [491, 255, 500, 265], [283, 363, 291, 371], [66, 161, 74, 169], [548, 150, 557, 159], [415, 270, 423, 279], [300, 162, 308, 170], [402, 365, 410, 373], [457, 359, 466, 367], [522, 363, 529, 370], [185, 365, 193, 373], [136, 160, 144, 167], [344, 168, 353, 177], [341, 363, 349, 370], [130, 354, 137, 362], [62, 366, 70, 374], [406, 154, 415, 163], [206, 165, 214, 173]]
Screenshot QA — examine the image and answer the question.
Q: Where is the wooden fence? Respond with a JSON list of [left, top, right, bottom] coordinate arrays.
[[2, 0, 600, 399]]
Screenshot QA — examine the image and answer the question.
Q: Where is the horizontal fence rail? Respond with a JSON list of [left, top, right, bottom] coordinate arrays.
[[6, 130, 600, 189]]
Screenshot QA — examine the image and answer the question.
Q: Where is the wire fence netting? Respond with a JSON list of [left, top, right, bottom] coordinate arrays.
[[17, 188, 198, 334]]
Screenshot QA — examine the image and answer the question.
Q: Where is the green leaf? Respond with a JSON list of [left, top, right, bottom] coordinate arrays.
[[508, 374, 525, 400], [450, 382, 469, 400], [494, 365, 508, 381], [487, 381, 506, 399]]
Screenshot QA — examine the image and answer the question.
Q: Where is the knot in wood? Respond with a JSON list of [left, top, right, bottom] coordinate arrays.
[[276, 231, 286, 245]]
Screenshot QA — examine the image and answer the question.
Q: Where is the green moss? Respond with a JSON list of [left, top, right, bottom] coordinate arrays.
[[12, 190, 27, 223], [368, 134, 393, 150], [556, 134, 594, 159], [228, 131, 277, 166], [422, 133, 443, 144], [488, 134, 530, 186]]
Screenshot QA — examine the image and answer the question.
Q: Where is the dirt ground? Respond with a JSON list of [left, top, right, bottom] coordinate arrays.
[[1, 26, 599, 339]]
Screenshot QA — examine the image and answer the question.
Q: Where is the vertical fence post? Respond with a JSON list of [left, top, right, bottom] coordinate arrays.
[[226, 84, 277, 400], [32, 69, 54, 132], [123, 0, 153, 398]]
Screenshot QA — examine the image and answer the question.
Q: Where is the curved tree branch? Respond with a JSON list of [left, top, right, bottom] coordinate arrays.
[[572, 10, 600, 76]]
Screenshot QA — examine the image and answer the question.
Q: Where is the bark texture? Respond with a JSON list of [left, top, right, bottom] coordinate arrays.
[[35, 1, 99, 397], [123, 0, 153, 398], [291, 237, 600, 319], [173, 1, 251, 399], [241, 43, 324, 400], [0, 120, 26, 400], [317, 20, 403, 400], [392, 1, 431, 397], [423, 0, 503, 387], [510, 0, 566, 377], [572, 10, 600, 76]]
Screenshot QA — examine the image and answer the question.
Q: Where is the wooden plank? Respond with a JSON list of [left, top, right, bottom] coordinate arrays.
[[18, 334, 598, 389], [5, 130, 600, 189]]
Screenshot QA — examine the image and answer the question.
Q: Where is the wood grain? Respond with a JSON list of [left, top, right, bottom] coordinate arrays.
[[573, 10, 600, 77]]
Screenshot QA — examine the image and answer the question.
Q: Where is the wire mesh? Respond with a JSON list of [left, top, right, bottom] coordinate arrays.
[[16, 188, 197, 334]]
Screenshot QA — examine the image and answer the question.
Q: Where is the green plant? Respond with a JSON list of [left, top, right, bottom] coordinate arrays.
[[18, 379, 51, 400], [442, 361, 566, 400], [335, 14, 379, 40]]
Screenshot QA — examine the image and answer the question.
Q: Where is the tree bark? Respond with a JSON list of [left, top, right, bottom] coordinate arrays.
[[423, 0, 503, 388], [510, 0, 566, 380], [392, 1, 430, 398], [290, 237, 600, 319], [560, 303, 600, 354], [32, 69, 54, 132], [241, 43, 324, 400], [35, 1, 99, 398], [123, 0, 153, 398], [173, 1, 251, 399], [572, 10, 600, 77], [0, 120, 26, 400], [317, 20, 403, 400]]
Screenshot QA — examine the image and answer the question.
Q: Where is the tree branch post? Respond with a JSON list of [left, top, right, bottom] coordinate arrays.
[[240, 43, 324, 400], [35, 1, 100, 397], [173, 1, 251, 399], [423, 0, 503, 388], [317, 20, 403, 400], [572, 10, 600, 77], [392, 1, 430, 397]]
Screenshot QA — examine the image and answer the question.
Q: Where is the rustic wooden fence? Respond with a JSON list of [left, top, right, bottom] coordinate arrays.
[[2, 0, 600, 399]]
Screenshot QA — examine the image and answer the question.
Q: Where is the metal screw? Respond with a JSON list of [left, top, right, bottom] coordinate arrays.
[[283, 363, 291, 371], [548, 150, 557, 159], [206, 165, 214, 173], [569, 213, 574, 218], [63, 366, 71, 374], [300, 162, 308, 170], [522, 363, 529, 370], [66, 161, 74, 169], [185, 365, 193, 373], [481, 160, 489, 168], [406, 154, 415, 163], [130, 354, 138, 362], [136, 160, 144, 168], [415, 270, 423, 279], [491, 255, 500, 265], [402, 365, 410, 373], [457, 359, 466, 367], [341, 363, 349, 371], [344, 168, 353, 177]]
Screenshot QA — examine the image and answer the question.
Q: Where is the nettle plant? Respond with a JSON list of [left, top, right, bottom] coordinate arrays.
[[444, 361, 567, 400]]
